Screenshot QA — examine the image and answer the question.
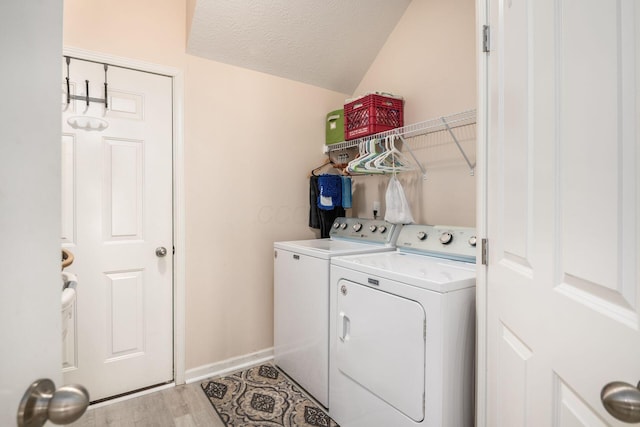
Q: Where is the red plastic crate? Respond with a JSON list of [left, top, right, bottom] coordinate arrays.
[[344, 94, 404, 140]]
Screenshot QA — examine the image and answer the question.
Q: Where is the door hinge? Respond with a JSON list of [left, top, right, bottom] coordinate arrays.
[[481, 238, 488, 265], [482, 25, 490, 53]]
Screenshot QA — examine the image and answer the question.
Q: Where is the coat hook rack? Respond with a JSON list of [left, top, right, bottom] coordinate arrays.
[[64, 56, 109, 108]]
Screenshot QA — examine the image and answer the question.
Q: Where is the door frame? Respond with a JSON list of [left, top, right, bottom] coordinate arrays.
[[62, 46, 186, 386], [475, 0, 489, 426]]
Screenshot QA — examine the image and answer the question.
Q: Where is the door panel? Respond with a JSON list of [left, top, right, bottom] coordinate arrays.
[[62, 133, 76, 245], [555, 377, 609, 427], [61, 59, 173, 402], [486, 0, 640, 426], [103, 138, 144, 240], [501, 0, 531, 269], [557, 0, 637, 321], [488, 0, 539, 422], [496, 324, 532, 427], [106, 270, 144, 358]]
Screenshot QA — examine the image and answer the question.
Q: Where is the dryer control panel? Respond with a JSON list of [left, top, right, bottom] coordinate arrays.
[[330, 217, 401, 246], [396, 224, 477, 262]]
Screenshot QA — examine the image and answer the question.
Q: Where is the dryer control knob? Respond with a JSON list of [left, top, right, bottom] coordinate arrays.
[[468, 236, 477, 246], [417, 231, 427, 241], [340, 223, 348, 230], [369, 225, 377, 232], [440, 232, 453, 244], [379, 226, 387, 233], [333, 222, 340, 229], [353, 223, 363, 232]]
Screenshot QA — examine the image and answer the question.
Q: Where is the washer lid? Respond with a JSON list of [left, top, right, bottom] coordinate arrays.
[[274, 239, 395, 259], [331, 251, 476, 292]]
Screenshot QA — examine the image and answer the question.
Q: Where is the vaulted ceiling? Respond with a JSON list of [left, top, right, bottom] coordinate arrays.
[[186, 0, 412, 94]]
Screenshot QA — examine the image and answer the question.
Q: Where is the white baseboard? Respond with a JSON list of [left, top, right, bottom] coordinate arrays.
[[185, 347, 274, 384]]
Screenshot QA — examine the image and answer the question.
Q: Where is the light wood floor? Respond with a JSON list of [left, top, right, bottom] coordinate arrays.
[[69, 382, 225, 427]]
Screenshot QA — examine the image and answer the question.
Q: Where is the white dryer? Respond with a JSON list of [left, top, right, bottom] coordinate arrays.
[[329, 224, 477, 426], [274, 218, 401, 408]]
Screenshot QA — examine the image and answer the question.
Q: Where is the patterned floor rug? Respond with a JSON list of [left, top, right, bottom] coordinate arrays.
[[201, 363, 339, 427]]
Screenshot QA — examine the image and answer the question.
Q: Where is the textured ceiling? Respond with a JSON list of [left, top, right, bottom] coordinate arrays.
[[187, 0, 412, 94]]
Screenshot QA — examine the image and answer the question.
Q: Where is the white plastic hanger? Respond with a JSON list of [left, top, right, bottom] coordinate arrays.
[[373, 135, 414, 172], [347, 139, 385, 174]]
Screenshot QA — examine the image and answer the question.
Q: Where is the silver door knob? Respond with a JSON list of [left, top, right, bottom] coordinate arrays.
[[601, 380, 640, 423], [155, 246, 167, 257], [17, 378, 89, 426]]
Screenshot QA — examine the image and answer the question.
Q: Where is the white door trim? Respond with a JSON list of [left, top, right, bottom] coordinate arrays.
[[475, 0, 489, 426], [62, 46, 186, 385]]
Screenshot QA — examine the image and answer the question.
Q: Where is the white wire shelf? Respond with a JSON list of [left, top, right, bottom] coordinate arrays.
[[326, 109, 476, 152], [325, 108, 477, 175]]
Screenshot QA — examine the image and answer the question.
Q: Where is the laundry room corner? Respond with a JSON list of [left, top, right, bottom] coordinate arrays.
[[348, 0, 477, 226]]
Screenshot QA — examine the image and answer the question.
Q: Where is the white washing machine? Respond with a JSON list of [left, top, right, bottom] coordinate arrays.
[[329, 224, 477, 426], [274, 218, 402, 408]]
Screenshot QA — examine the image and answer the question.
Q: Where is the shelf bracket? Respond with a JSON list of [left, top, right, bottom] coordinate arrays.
[[397, 134, 427, 180], [441, 117, 476, 175]]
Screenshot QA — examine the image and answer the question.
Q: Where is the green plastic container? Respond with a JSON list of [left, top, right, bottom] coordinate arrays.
[[325, 109, 345, 145]]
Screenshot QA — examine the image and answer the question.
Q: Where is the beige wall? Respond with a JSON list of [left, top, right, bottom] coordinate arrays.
[[349, 0, 477, 226], [63, 0, 346, 372], [184, 56, 346, 367], [63, 0, 186, 69]]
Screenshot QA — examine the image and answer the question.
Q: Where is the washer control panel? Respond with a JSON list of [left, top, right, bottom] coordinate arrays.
[[330, 217, 401, 245], [396, 224, 477, 262]]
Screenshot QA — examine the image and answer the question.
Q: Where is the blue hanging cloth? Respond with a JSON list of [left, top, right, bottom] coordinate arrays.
[[317, 174, 342, 210], [341, 176, 352, 209]]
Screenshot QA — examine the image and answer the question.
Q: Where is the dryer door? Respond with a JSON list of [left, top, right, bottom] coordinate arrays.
[[336, 279, 426, 422]]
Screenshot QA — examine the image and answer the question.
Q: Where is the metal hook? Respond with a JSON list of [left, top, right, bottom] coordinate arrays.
[[65, 56, 71, 105], [103, 64, 108, 109]]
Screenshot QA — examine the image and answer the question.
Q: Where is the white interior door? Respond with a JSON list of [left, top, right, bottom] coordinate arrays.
[[486, 0, 640, 425], [61, 58, 173, 402], [0, 2, 64, 425]]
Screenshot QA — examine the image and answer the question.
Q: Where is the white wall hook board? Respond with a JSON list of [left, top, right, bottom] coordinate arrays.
[[67, 116, 109, 131]]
